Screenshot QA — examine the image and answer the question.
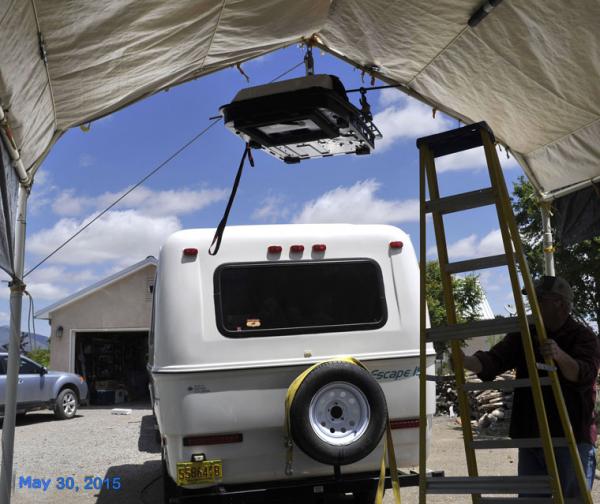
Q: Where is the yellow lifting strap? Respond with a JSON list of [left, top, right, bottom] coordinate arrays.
[[283, 357, 401, 504]]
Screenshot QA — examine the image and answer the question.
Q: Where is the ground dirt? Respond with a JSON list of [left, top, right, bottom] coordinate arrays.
[[2, 407, 598, 503]]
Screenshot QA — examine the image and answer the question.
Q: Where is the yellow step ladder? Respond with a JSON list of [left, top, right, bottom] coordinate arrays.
[[416, 122, 592, 503]]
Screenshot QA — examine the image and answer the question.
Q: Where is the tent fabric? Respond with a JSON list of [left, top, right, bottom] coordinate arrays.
[[0, 140, 17, 276], [554, 185, 600, 246], [0, 0, 599, 197]]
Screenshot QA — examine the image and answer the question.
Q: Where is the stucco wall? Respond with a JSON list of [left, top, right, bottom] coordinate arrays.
[[49, 264, 155, 372]]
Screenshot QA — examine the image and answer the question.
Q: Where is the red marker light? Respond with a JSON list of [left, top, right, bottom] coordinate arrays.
[[268, 245, 282, 254], [389, 418, 419, 429], [183, 248, 198, 256], [312, 244, 326, 252], [290, 245, 304, 253], [389, 241, 404, 250], [183, 433, 243, 446]]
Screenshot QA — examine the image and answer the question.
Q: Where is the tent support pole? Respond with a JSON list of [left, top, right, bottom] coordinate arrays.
[[540, 202, 555, 277], [0, 183, 29, 504], [0, 107, 30, 185]]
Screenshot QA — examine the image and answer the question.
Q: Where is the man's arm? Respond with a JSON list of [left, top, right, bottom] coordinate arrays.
[[459, 332, 520, 382], [459, 350, 483, 374]]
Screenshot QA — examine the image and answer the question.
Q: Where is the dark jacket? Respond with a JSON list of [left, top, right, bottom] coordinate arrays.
[[474, 317, 600, 444]]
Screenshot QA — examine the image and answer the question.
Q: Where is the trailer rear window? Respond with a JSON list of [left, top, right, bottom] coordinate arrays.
[[215, 260, 387, 337]]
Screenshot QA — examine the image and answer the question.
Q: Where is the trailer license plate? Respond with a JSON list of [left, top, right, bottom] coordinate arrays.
[[176, 460, 223, 485]]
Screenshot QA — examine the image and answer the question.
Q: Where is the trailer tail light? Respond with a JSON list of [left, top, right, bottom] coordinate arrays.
[[389, 418, 419, 429], [389, 241, 403, 250], [312, 244, 326, 252], [290, 245, 304, 253], [183, 248, 198, 256], [268, 245, 282, 254], [183, 433, 243, 446]]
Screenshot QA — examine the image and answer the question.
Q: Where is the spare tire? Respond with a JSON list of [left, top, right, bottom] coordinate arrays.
[[289, 360, 387, 465]]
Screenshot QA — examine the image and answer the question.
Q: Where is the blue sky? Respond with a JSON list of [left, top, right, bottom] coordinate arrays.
[[0, 45, 525, 334]]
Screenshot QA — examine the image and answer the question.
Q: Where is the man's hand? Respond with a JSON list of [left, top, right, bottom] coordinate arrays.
[[539, 339, 562, 361], [539, 338, 580, 382]]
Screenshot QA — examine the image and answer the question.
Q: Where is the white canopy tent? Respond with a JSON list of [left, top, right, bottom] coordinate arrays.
[[2, 0, 599, 196], [0, 1, 599, 502]]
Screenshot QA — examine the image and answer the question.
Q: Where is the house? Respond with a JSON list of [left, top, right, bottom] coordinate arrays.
[[35, 257, 156, 404]]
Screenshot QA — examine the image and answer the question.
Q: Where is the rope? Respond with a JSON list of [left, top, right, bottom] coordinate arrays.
[[208, 143, 253, 255], [269, 61, 304, 83], [24, 290, 36, 351]]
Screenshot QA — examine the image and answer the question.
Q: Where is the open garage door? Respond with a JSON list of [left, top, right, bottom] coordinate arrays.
[[75, 331, 149, 406]]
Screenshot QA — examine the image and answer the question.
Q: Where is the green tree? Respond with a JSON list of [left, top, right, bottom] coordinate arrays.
[[511, 176, 600, 326], [425, 260, 485, 356], [27, 348, 50, 367]]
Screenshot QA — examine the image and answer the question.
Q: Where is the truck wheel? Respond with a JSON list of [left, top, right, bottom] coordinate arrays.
[[289, 361, 387, 466], [54, 388, 78, 419]]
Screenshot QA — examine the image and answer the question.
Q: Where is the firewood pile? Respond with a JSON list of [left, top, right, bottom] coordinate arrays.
[[436, 371, 515, 434]]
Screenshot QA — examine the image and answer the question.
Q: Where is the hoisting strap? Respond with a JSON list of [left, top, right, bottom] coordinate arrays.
[[283, 357, 401, 504], [209, 143, 254, 255]]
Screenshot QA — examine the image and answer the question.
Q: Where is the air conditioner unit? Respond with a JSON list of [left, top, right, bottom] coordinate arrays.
[[220, 74, 381, 164]]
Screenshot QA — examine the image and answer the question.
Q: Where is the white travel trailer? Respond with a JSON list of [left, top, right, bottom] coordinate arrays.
[[150, 224, 435, 503]]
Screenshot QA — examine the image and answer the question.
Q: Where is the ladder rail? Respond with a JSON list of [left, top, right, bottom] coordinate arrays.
[[482, 131, 592, 503], [418, 149, 428, 504], [480, 130, 565, 503], [421, 145, 480, 504]]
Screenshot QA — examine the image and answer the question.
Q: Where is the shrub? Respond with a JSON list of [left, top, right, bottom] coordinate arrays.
[[27, 348, 50, 368]]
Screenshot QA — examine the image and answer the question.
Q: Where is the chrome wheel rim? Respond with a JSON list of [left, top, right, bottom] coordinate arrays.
[[63, 392, 76, 416], [308, 381, 370, 446]]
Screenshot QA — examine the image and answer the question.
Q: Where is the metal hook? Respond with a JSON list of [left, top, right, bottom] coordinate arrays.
[[304, 45, 314, 76]]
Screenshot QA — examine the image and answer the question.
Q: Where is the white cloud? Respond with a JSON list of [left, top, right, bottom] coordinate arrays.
[[52, 186, 227, 218], [51, 189, 89, 216], [32, 170, 49, 186], [28, 210, 181, 266], [293, 179, 419, 224], [447, 229, 504, 261], [27, 266, 99, 285], [23, 183, 227, 308], [252, 196, 290, 223], [26, 282, 71, 302], [478, 270, 500, 292], [437, 145, 519, 173], [79, 154, 94, 168], [29, 169, 58, 215], [373, 98, 452, 151], [378, 88, 404, 107]]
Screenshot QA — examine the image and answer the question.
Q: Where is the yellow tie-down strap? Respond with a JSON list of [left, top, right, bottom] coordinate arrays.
[[284, 356, 401, 504]]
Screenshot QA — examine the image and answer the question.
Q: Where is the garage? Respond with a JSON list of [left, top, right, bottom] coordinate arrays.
[[35, 257, 157, 405], [75, 331, 149, 404]]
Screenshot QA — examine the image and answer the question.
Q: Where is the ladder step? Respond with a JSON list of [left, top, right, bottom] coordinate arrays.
[[426, 317, 523, 343], [479, 499, 558, 503], [416, 121, 495, 158], [446, 254, 507, 274], [425, 187, 495, 214], [471, 437, 568, 449], [479, 499, 579, 503], [426, 475, 550, 494], [462, 377, 552, 391], [425, 374, 451, 382]]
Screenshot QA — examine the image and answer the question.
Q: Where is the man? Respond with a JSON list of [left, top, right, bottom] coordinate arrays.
[[461, 276, 600, 498]]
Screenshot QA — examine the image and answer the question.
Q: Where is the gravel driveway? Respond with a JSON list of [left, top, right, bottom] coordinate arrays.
[[3, 406, 599, 503], [7, 404, 161, 504]]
